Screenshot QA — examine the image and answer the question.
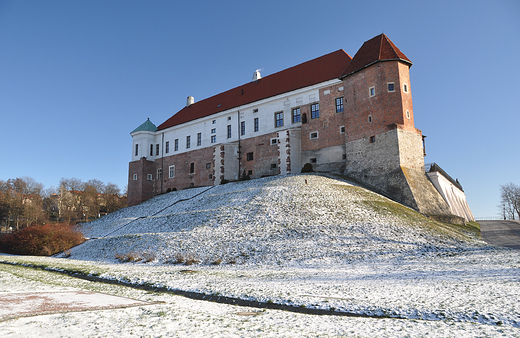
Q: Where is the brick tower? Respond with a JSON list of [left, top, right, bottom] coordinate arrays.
[[341, 34, 452, 217]]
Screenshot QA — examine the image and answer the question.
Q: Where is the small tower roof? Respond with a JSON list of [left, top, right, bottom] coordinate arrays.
[[131, 118, 157, 134], [341, 34, 412, 78]]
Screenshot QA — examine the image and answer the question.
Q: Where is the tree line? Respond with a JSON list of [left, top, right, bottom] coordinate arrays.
[[500, 183, 520, 220], [0, 176, 127, 232]]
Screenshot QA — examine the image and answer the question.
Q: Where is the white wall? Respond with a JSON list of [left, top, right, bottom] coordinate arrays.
[[427, 171, 475, 222]]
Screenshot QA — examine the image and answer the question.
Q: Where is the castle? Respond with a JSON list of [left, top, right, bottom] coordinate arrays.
[[127, 34, 474, 223]]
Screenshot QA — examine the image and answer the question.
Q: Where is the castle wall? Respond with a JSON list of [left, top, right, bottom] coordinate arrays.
[[239, 131, 280, 178], [127, 158, 156, 206], [427, 171, 475, 222]]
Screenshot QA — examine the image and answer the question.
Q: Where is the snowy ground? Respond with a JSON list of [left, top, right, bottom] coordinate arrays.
[[1, 174, 519, 337]]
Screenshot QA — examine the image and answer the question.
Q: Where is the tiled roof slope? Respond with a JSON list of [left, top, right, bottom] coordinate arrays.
[[341, 34, 412, 78], [158, 50, 352, 131], [131, 118, 157, 133]]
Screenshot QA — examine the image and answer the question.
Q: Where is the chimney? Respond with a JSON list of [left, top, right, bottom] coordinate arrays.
[[252, 69, 261, 82], [186, 96, 195, 107]]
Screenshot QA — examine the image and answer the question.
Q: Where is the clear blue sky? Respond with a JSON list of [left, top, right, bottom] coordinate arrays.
[[1, 0, 519, 218]]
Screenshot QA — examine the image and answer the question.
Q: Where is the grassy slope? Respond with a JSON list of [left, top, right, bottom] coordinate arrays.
[[67, 174, 485, 266]]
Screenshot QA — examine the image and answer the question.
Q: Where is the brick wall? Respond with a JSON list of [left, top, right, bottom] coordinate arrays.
[[342, 61, 420, 143], [239, 131, 280, 178], [127, 158, 157, 206]]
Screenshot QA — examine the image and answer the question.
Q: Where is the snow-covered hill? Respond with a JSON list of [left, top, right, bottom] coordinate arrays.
[[69, 174, 485, 265]]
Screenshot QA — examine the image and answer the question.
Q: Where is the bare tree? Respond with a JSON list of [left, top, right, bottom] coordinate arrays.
[[500, 183, 520, 220]]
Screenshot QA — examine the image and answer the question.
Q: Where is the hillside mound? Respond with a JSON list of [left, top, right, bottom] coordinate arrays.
[[68, 174, 484, 266]]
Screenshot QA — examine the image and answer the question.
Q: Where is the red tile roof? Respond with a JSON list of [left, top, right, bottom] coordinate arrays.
[[341, 34, 412, 78], [157, 50, 352, 131]]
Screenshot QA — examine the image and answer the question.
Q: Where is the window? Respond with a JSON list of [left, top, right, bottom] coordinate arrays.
[[211, 135, 216, 143], [206, 162, 211, 169], [165, 141, 169, 154], [253, 108, 258, 113], [241, 121, 245, 136], [212, 120, 216, 124], [403, 83, 408, 93], [156, 144, 159, 156], [369, 86, 375, 97], [197, 133, 201, 146], [169, 165, 175, 178], [292, 108, 301, 123], [186, 136, 191, 149], [174, 139, 178, 151], [335, 97, 344, 113], [133, 173, 137, 180], [310, 131, 318, 139], [340, 126, 345, 134], [368, 115, 372, 123], [270, 163, 277, 169], [342, 154, 347, 160], [247, 152, 254, 161], [275, 112, 284, 127], [135, 144, 139, 156], [311, 103, 319, 119], [310, 158, 317, 164], [227, 116, 231, 121], [369, 136, 376, 143], [211, 128, 216, 134], [254, 118, 259, 132], [150, 144, 153, 156], [189, 162, 195, 174], [157, 168, 162, 180], [147, 174, 153, 181], [227, 125, 232, 138], [406, 110, 411, 119], [271, 138, 278, 145], [387, 82, 395, 92], [247, 170, 253, 176]]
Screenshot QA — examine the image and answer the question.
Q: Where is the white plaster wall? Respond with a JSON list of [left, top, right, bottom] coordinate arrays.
[[131, 131, 157, 162], [135, 79, 342, 161], [427, 172, 475, 222]]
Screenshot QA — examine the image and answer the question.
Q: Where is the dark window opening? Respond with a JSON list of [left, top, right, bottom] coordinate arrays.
[[189, 162, 195, 174], [247, 152, 254, 161], [335, 97, 344, 113]]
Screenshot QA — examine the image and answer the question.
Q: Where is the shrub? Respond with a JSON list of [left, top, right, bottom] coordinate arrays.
[[0, 223, 85, 256], [301, 163, 314, 173]]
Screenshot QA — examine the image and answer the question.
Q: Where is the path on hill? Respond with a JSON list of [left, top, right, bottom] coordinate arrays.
[[479, 220, 520, 249]]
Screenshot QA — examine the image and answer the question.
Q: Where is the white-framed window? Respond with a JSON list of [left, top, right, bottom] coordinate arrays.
[[227, 125, 232, 138], [169, 165, 175, 178], [369, 86, 375, 97], [135, 144, 139, 157], [147, 174, 153, 181], [311, 103, 319, 119], [403, 83, 409, 93], [197, 133, 201, 146], [275, 111, 284, 127], [241, 121, 245, 135], [387, 82, 395, 92], [335, 97, 344, 113], [368, 115, 372, 123], [406, 110, 411, 119], [292, 108, 301, 123], [133, 173, 137, 181], [212, 120, 216, 124], [211, 135, 216, 143], [165, 141, 169, 153], [340, 126, 345, 134], [310, 131, 319, 139], [211, 128, 216, 134], [174, 139, 179, 151], [254, 118, 259, 132], [253, 108, 258, 113], [270, 138, 278, 145]]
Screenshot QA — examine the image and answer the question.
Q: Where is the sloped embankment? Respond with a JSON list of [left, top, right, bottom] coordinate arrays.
[[69, 174, 485, 265]]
